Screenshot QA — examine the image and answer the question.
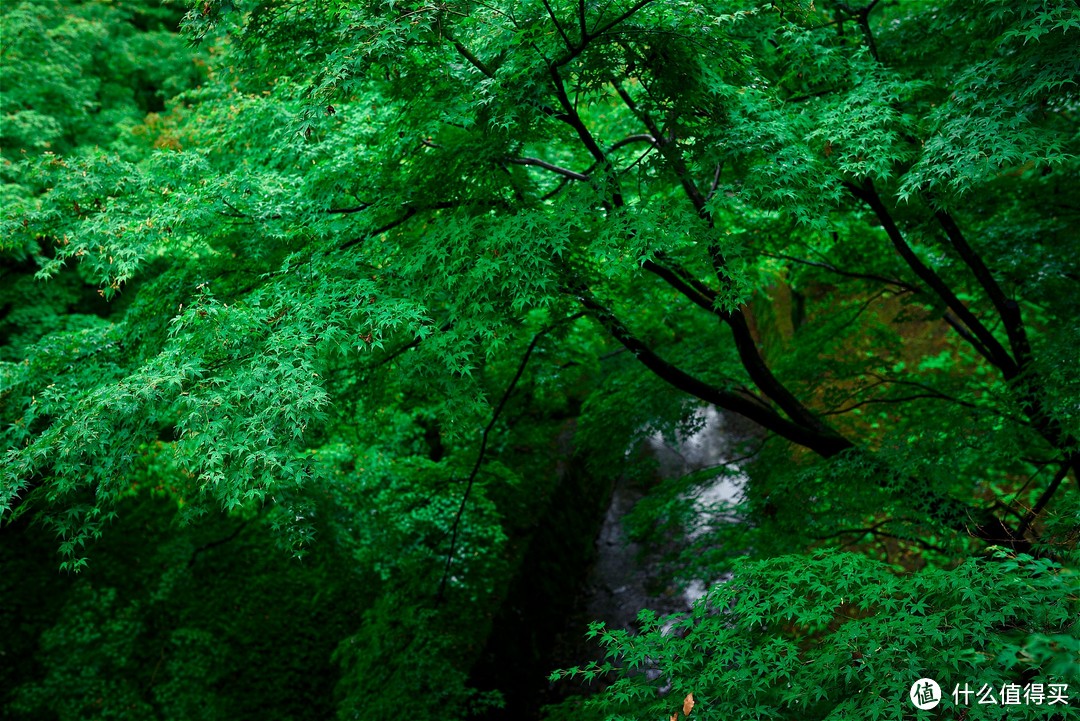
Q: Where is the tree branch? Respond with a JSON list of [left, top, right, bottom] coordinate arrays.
[[436, 312, 585, 604], [820, 392, 978, 416], [642, 250, 840, 439], [934, 209, 1031, 368], [370, 322, 454, 370], [549, 66, 609, 167], [708, 161, 723, 199], [610, 77, 707, 214], [440, 22, 496, 78], [589, 0, 658, 41], [507, 157, 590, 181], [861, 373, 976, 409], [941, 311, 996, 365], [548, 0, 659, 67], [327, 203, 371, 215], [338, 199, 509, 251], [573, 277, 1021, 547], [763, 252, 918, 292], [572, 280, 854, 457], [608, 133, 658, 152], [540, 0, 574, 50], [845, 179, 1018, 378], [1015, 458, 1075, 540], [813, 523, 948, 553], [339, 208, 417, 250], [188, 518, 253, 568]]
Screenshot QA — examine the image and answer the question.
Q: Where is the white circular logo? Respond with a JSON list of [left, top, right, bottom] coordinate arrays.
[[909, 678, 942, 710]]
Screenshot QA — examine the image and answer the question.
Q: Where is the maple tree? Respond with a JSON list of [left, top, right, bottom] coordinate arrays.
[[2, 0, 1078, 719]]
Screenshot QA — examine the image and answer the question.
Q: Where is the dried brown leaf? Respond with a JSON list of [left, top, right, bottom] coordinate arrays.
[[683, 692, 695, 716]]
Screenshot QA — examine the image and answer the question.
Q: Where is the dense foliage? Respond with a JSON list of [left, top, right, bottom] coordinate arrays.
[[2, 0, 1078, 719]]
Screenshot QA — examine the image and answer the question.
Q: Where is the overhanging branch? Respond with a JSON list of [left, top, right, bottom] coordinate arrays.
[[845, 179, 1019, 378], [435, 312, 585, 604], [572, 280, 854, 457], [507, 157, 589, 181], [934, 208, 1031, 368]]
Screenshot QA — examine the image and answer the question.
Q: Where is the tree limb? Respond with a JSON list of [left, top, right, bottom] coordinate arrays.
[[572, 280, 854, 457], [934, 208, 1031, 368], [608, 133, 658, 152], [436, 312, 585, 604], [541, 0, 574, 51], [763, 252, 918, 292], [845, 179, 1018, 378], [820, 392, 978, 416], [549, 66, 609, 168], [642, 254, 841, 439], [440, 22, 496, 78], [1016, 458, 1075, 540], [507, 157, 590, 181]]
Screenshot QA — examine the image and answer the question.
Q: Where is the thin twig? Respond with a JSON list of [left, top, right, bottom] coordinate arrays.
[[541, 0, 574, 50], [188, 519, 252, 568], [1016, 460, 1073, 539], [507, 157, 590, 181], [819, 392, 977, 416], [327, 203, 370, 214], [371, 322, 453, 369], [435, 312, 585, 604], [608, 133, 658, 152], [762, 251, 916, 291]]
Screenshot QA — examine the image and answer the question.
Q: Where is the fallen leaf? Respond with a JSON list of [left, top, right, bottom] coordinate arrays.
[[683, 692, 695, 716]]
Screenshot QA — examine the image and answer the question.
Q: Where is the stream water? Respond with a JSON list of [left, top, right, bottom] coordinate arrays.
[[534, 407, 753, 715], [469, 407, 753, 719]]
